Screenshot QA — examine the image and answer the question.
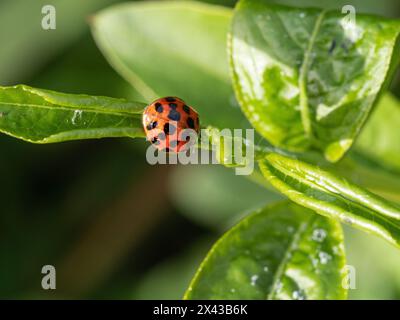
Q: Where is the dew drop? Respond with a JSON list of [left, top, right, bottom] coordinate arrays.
[[292, 290, 305, 300], [311, 257, 319, 268], [250, 275, 259, 286], [344, 217, 354, 225], [312, 228, 327, 242], [332, 245, 340, 255], [71, 110, 83, 125], [319, 251, 331, 264]]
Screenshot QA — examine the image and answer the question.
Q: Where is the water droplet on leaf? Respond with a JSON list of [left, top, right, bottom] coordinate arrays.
[[312, 228, 327, 242], [292, 290, 305, 300], [71, 110, 83, 125], [250, 275, 259, 286], [319, 251, 331, 264]]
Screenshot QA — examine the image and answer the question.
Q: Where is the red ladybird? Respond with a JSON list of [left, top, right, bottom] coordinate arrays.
[[142, 97, 200, 152]]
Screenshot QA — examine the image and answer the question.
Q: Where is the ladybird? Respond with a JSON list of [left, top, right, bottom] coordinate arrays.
[[142, 97, 200, 152]]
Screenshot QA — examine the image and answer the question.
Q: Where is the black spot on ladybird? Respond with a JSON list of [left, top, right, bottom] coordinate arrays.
[[168, 109, 181, 121], [183, 105, 190, 115], [155, 103, 163, 113], [151, 136, 160, 145], [146, 121, 158, 130], [164, 123, 176, 135], [169, 103, 177, 109], [187, 117, 195, 129], [165, 97, 176, 102]]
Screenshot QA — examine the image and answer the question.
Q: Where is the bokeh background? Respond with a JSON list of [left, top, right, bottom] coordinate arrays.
[[0, 0, 399, 299]]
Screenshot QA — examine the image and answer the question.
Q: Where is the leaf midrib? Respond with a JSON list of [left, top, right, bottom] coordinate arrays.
[[266, 217, 311, 300], [298, 10, 326, 138], [0, 101, 142, 118], [268, 160, 400, 232]]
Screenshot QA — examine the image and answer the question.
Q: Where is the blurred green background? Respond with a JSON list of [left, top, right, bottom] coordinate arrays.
[[0, 0, 399, 299]]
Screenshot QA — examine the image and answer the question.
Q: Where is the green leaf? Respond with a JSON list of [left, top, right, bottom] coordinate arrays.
[[0, 85, 146, 143], [91, 0, 249, 129], [230, 0, 400, 162], [324, 93, 400, 203], [259, 153, 400, 248], [184, 201, 347, 300], [251, 0, 400, 18], [202, 116, 400, 203], [333, 154, 400, 203]]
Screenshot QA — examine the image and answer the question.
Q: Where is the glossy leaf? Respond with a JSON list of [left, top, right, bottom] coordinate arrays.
[[0, 85, 146, 143], [333, 154, 400, 203], [201, 111, 400, 204], [92, 0, 249, 129], [250, 0, 400, 18], [259, 153, 400, 248], [230, 0, 400, 162], [184, 201, 347, 300]]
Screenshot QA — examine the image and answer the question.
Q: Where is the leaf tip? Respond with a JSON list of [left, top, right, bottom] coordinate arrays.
[[324, 139, 353, 162]]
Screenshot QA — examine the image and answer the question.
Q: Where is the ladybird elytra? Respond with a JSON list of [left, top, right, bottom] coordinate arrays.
[[142, 97, 200, 153]]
